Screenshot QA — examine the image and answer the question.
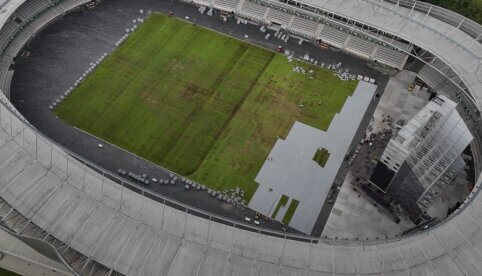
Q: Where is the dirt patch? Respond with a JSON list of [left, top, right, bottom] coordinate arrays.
[[140, 88, 160, 106], [180, 83, 208, 100]]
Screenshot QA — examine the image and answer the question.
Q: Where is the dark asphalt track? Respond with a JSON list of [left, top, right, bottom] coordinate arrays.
[[9, 0, 388, 236]]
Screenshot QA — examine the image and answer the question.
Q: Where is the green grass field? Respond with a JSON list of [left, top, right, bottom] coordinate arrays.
[[54, 14, 358, 201], [271, 194, 289, 219], [313, 148, 330, 167], [282, 199, 299, 225]]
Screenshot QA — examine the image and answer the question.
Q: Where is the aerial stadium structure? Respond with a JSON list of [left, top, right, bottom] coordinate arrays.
[[0, 0, 480, 275]]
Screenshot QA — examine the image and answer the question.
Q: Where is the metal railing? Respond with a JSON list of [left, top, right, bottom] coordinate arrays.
[[380, 0, 482, 38]]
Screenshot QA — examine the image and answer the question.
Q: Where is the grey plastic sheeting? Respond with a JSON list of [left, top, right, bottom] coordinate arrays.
[[249, 81, 376, 233]]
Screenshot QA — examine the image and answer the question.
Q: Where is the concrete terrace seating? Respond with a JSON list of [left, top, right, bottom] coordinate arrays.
[[346, 36, 376, 59], [214, 0, 239, 11], [28, 4, 63, 28], [0, 0, 78, 56], [418, 62, 465, 97], [0, 20, 19, 54], [221, 0, 411, 72], [2, 27, 31, 59], [236, 0, 410, 70], [418, 62, 448, 88], [193, 0, 212, 7], [373, 46, 409, 70], [15, 0, 51, 21], [379, 36, 412, 52], [438, 80, 462, 97], [1, 69, 13, 98], [290, 16, 319, 36], [0, 0, 90, 90], [0, 0, 11, 8], [266, 8, 291, 26], [240, 0, 267, 19], [0, 57, 10, 97], [318, 25, 349, 48], [56, 0, 90, 13]]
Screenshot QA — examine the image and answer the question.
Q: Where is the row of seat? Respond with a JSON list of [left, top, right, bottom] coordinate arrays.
[[0, 0, 91, 94], [290, 16, 319, 35], [378, 35, 412, 52], [373, 46, 409, 69], [346, 36, 376, 59], [61, 0, 87, 11], [319, 25, 349, 48], [15, 0, 51, 21], [0, 20, 18, 54], [266, 8, 291, 25], [0, 57, 10, 98], [418, 63, 447, 88], [0, 0, 77, 56], [240, 0, 267, 19], [237, 0, 411, 69], [213, 0, 238, 10]]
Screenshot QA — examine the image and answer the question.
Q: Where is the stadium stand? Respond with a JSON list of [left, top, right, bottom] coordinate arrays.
[[61, 0, 88, 11], [3, 29, 31, 59], [1, 69, 13, 98], [418, 61, 450, 89], [0, 0, 90, 95], [239, 0, 267, 20], [0, 0, 479, 274], [213, 0, 238, 11], [266, 8, 291, 26], [438, 80, 464, 98], [346, 35, 376, 59], [319, 25, 349, 48], [0, 58, 10, 96], [27, 6, 64, 31], [373, 46, 409, 69], [290, 16, 319, 36], [0, 21, 19, 54], [14, 0, 51, 21], [193, 0, 211, 7]]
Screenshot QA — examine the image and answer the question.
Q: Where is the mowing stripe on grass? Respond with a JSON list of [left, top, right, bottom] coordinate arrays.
[[271, 194, 289, 219], [282, 199, 300, 225], [54, 14, 358, 202]]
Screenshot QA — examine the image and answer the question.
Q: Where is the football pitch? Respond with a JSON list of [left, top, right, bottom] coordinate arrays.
[[54, 14, 358, 201]]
